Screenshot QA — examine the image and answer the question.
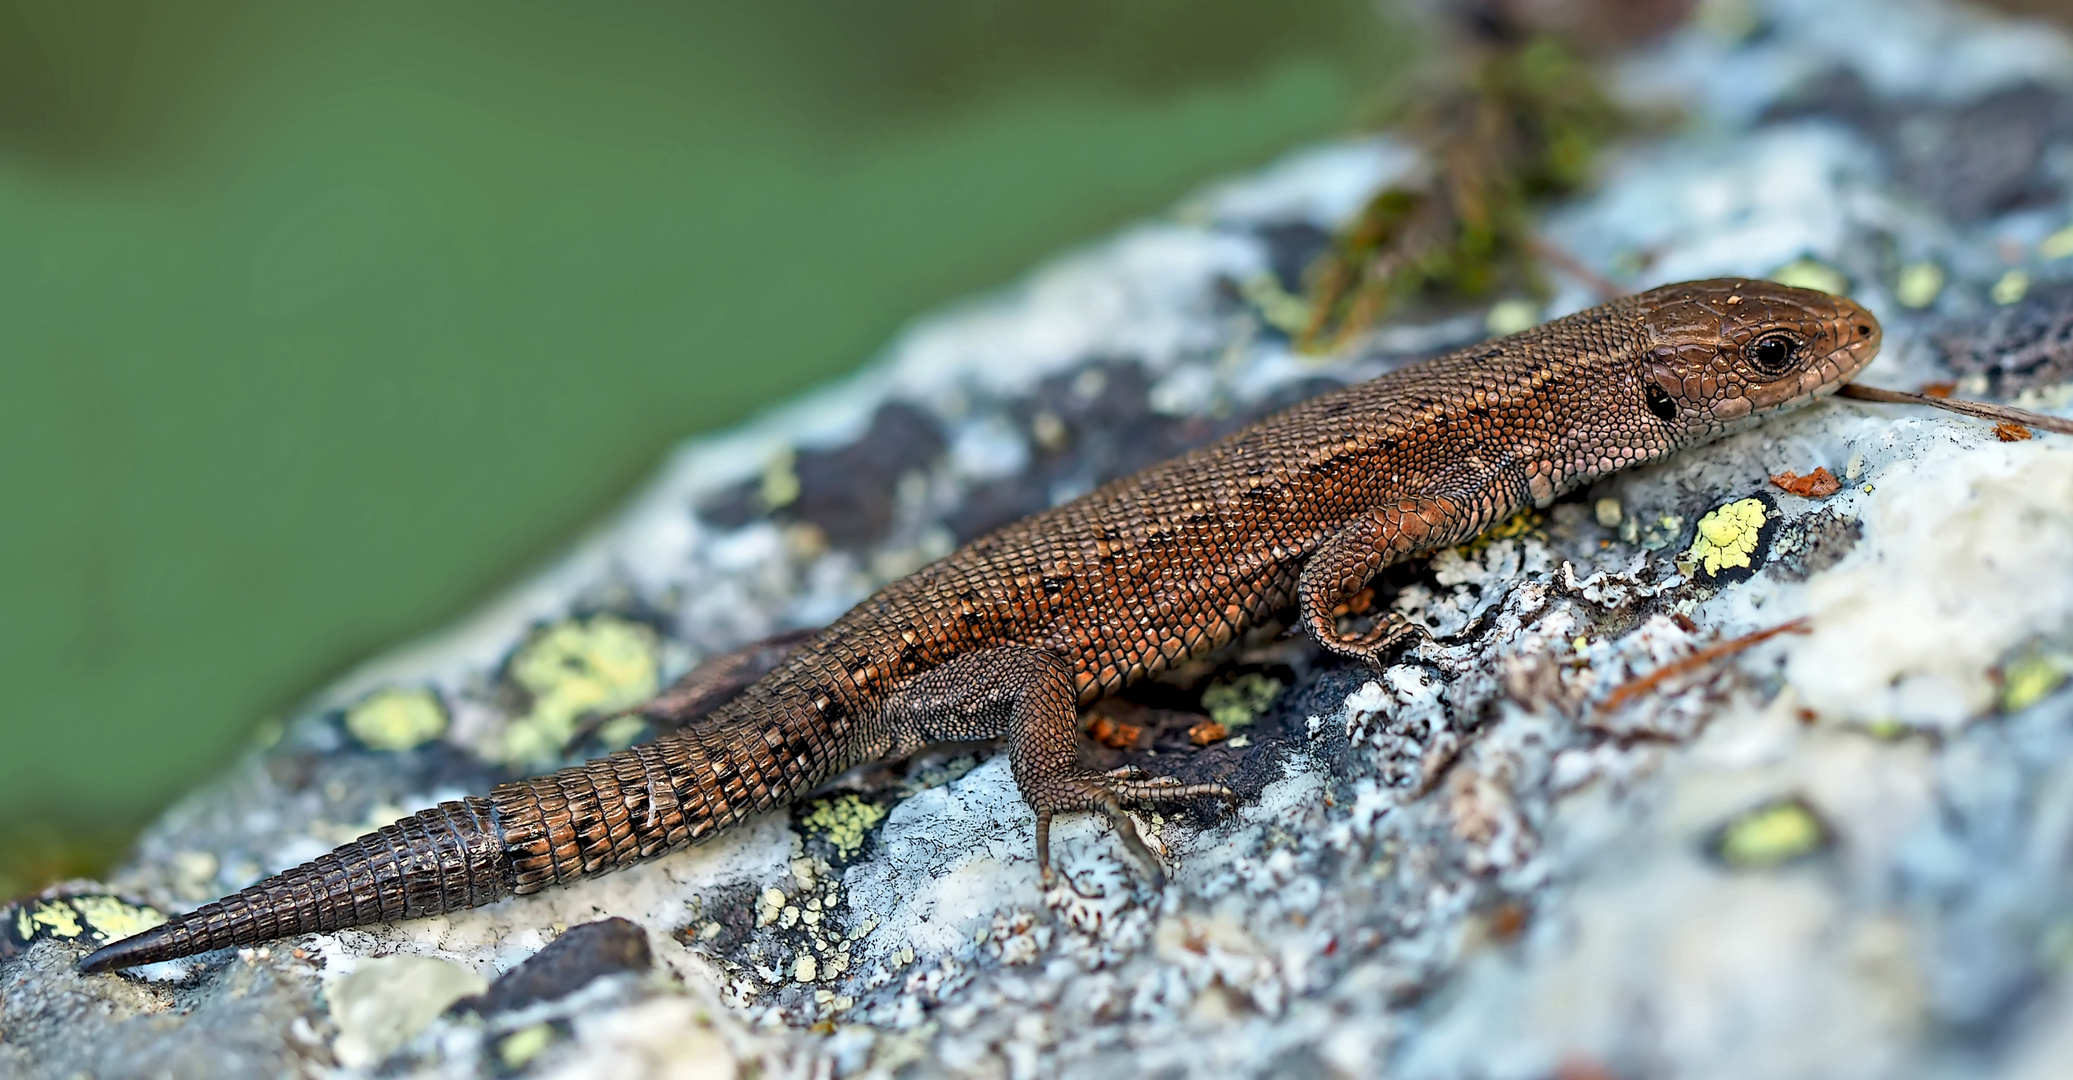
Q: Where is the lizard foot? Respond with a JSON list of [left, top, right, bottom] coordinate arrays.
[[1319, 611, 1431, 668], [1030, 768, 1235, 889]]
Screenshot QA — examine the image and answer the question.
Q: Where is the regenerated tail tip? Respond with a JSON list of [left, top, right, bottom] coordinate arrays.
[[78, 925, 182, 974], [74, 796, 509, 975]]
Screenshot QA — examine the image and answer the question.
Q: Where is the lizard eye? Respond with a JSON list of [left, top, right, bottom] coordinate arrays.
[[1644, 381, 1678, 422], [1747, 331, 1802, 376]]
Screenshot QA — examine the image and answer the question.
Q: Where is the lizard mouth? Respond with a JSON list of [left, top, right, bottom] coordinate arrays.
[[1821, 319, 1882, 395]]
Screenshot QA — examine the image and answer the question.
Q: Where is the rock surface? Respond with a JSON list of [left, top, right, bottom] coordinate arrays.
[[7, 1, 2073, 1077]]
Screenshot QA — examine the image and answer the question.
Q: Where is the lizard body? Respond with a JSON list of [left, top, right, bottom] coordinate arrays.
[[81, 279, 1880, 973]]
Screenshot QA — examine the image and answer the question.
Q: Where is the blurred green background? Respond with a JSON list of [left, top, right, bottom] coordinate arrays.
[[0, 0, 1408, 893]]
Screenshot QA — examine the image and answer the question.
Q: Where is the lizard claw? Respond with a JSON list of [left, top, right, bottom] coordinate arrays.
[[1321, 611, 1430, 668], [1029, 769, 1238, 889]]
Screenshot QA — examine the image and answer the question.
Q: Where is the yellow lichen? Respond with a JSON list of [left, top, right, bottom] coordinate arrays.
[[499, 1024, 556, 1070], [801, 795, 889, 858], [1203, 673, 1285, 729], [343, 688, 448, 752], [70, 895, 165, 942], [501, 615, 660, 767], [1716, 799, 1828, 868], [2002, 650, 2072, 713], [1458, 508, 1545, 554], [1767, 257, 1848, 296], [27, 900, 83, 938], [1685, 498, 1769, 577], [1992, 269, 2030, 306], [755, 888, 785, 927], [1894, 261, 1944, 309], [760, 448, 801, 510], [2043, 225, 2073, 261], [1484, 298, 1542, 336]]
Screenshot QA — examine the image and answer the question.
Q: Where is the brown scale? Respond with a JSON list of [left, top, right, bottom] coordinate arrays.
[[81, 279, 1881, 973]]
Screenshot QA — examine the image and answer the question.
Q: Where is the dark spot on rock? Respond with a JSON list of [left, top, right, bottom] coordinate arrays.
[[789, 403, 944, 547], [1690, 492, 1779, 587], [1759, 66, 1888, 134], [1257, 221, 1332, 294], [700, 402, 945, 548], [450, 917, 652, 1017], [1770, 510, 1862, 583], [674, 883, 759, 957], [1, 894, 167, 965], [1901, 85, 2068, 222], [1936, 281, 2073, 396], [1766, 71, 2071, 222]]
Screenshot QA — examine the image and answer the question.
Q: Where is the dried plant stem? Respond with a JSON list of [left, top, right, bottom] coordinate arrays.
[[1598, 617, 1812, 717], [1838, 383, 2073, 436]]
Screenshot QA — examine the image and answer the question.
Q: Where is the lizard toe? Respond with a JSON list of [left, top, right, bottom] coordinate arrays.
[[1026, 769, 1235, 888]]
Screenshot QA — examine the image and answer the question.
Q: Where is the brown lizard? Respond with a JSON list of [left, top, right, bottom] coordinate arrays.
[[80, 279, 1880, 973]]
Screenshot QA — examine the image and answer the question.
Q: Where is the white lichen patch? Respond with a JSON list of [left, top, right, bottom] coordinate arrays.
[[1790, 438, 2073, 729]]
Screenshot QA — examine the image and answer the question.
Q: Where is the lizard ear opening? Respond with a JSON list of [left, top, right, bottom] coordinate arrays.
[[1644, 380, 1678, 422]]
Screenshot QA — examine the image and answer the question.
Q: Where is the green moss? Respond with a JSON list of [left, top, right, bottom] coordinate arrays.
[[1236, 273, 1316, 336], [343, 688, 448, 752], [1202, 673, 1285, 729], [1303, 35, 1630, 349], [1685, 498, 1769, 577], [501, 615, 660, 767], [1713, 798, 1829, 869], [800, 795, 889, 858]]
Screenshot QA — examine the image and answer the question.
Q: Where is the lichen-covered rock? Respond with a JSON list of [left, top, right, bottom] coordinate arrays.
[[5, 1, 2073, 1077]]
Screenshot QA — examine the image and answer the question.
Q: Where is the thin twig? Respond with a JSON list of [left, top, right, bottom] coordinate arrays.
[[1838, 383, 2073, 437], [1597, 617, 1812, 717]]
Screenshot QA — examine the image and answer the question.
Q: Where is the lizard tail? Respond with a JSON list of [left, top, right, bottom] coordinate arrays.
[[77, 797, 510, 973]]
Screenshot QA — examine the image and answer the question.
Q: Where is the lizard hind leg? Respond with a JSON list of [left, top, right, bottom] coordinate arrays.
[[881, 646, 1234, 889]]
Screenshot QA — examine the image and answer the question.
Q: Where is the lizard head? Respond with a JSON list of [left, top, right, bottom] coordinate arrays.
[[1630, 277, 1881, 443]]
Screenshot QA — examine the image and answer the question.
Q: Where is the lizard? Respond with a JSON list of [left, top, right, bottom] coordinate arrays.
[[79, 278, 1881, 974]]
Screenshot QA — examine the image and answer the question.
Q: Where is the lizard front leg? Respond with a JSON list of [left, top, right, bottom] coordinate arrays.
[[1298, 498, 1458, 665], [880, 645, 1233, 887]]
